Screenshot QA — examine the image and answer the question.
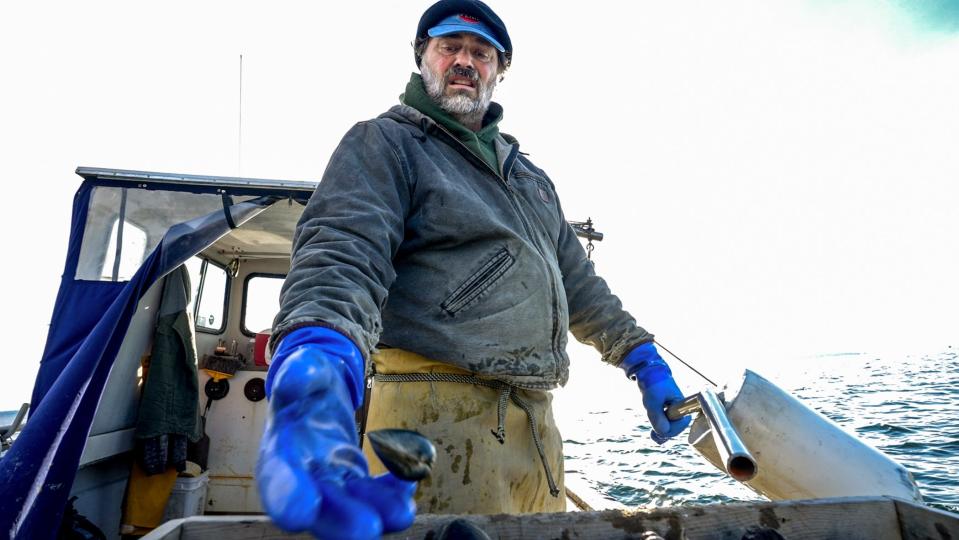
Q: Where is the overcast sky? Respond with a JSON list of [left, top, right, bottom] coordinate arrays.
[[1, 1, 957, 410]]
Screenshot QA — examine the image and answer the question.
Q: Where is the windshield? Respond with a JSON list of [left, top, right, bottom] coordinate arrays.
[[75, 186, 253, 281]]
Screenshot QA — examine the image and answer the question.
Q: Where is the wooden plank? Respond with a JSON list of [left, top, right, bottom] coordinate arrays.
[[390, 497, 903, 540], [142, 497, 946, 540], [564, 474, 627, 511], [178, 517, 311, 540], [895, 499, 959, 540], [565, 487, 594, 512]]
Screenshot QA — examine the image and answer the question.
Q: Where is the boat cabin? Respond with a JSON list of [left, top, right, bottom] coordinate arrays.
[[0, 167, 318, 538]]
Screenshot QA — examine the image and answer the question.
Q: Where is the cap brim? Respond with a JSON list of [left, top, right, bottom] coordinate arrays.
[[427, 24, 505, 52]]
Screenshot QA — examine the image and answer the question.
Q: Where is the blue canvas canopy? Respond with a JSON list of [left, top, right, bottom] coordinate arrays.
[[0, 168, 313, 540]]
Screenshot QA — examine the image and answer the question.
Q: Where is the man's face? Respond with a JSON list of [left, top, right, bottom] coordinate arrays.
[[420, 33, 499, 118]]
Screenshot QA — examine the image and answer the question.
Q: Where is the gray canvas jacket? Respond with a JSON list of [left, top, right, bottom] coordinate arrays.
[[272, 104, 652, 389]]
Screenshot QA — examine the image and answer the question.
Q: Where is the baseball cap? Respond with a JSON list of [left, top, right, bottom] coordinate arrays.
[[415, 0, 512, 66], [428, 13, 505, 52]]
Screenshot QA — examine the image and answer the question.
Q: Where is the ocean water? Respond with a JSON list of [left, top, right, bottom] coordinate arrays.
[[561, 347, 959, 513], [0, 410, 17, 427]]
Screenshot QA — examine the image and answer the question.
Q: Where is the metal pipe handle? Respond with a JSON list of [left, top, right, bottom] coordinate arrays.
[[667, 390, 758, 482]]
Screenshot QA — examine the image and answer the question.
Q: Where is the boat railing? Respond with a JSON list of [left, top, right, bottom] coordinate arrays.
[[0, 402, 29, 454]]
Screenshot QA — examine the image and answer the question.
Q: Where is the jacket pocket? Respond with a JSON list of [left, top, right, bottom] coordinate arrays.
[[511, 171, 562, 243], [441, 248, 515, 315], [513, 171, 554, 204]]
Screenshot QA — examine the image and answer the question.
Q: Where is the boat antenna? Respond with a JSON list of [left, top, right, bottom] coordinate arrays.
[[654, 340, 718, 387], [238, 54, 243, 177]]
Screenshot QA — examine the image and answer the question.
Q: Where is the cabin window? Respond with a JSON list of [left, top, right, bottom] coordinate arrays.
[[75, 186, 247, 282], [192, 259, 229, 334], [242, 274, 284, 336], [183, 256, 204, 315], [98, 218, 148, 281]]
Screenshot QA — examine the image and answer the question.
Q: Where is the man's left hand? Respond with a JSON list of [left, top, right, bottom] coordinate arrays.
[[620, 342, 692, 444]]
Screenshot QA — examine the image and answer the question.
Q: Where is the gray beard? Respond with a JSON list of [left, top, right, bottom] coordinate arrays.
[[421, 63, 496, 128]]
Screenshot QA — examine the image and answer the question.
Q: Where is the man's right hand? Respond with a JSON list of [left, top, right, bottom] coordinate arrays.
[[257, 327, 418, 540]]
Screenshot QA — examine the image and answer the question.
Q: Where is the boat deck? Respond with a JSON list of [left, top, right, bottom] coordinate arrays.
[[143, 496, 959, 540]]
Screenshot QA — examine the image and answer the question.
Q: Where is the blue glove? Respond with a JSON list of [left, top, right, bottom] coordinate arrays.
[[620, 342, 691, 444], [257, 326, 417, 540]]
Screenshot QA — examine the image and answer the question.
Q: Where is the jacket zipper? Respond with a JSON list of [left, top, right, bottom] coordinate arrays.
[[441, 248, 514, 314], [428, 124, 564, 364]]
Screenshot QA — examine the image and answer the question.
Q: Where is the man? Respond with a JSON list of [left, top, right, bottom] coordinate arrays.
[[256, 1, 692, 538]]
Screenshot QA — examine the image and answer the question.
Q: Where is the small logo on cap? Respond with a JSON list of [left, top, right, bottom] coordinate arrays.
[[458, 14, 480, 24]]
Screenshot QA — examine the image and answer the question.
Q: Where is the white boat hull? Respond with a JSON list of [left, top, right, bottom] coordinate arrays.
[[688, 369, 923, 502]]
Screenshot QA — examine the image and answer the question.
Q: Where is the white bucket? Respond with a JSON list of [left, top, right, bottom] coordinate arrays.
[[688, 370, 922, 502], [162, 472, 209, 521]]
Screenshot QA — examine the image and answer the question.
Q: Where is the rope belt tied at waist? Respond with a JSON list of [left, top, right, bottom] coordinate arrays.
[[374, 372, 560, 497]]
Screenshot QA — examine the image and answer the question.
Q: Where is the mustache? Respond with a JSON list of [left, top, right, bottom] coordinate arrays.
[[445, 66, 480, 83]]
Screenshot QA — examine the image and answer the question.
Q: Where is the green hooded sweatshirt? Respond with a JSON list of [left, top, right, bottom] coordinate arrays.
[[400, 73, 503, 174]]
